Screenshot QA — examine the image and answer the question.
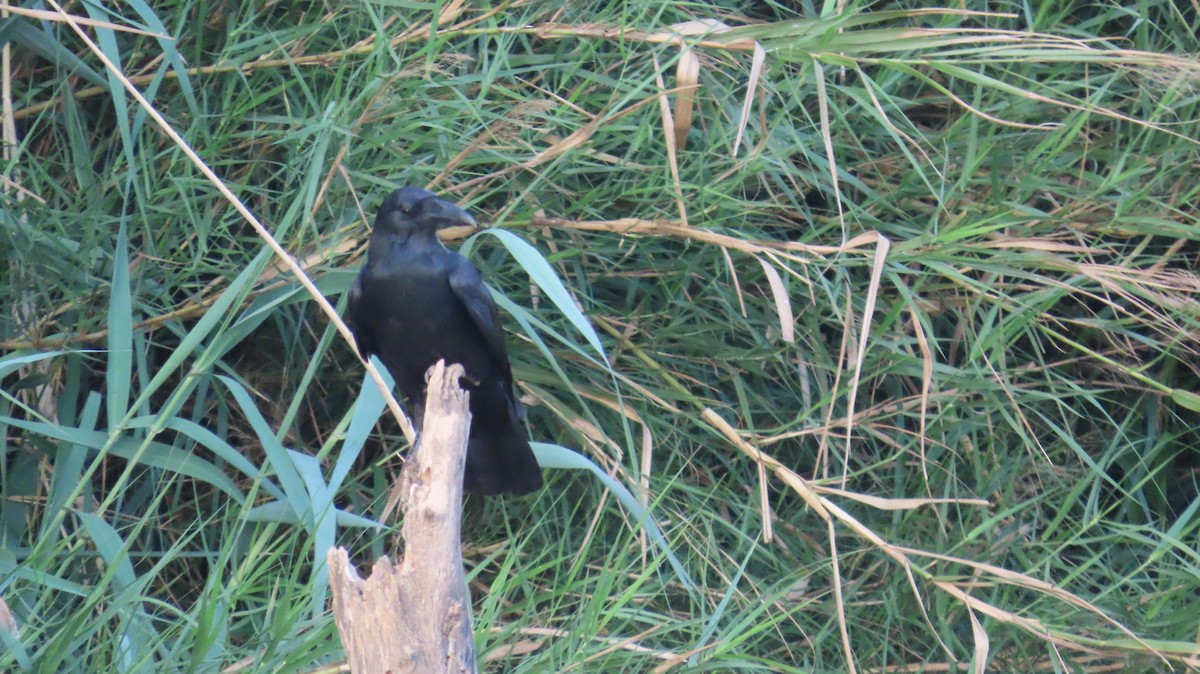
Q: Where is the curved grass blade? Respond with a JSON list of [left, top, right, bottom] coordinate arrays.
[[82, 3, 136, 174], [0, 17, 104, 86], [531, 442, 697, 597], [121, 0, 199, 129], [0, 351, 66, 381], [469, 228, 607, 361], [1, 416, 244, 503], [130, 247, 273, 414], [329, 369, 389, 493], [214, 375, 311, 523], [125, 416, 285, 503], [77, 512, 158, 671], [40, 392, 101, 544], [243, 501, 381, 530]]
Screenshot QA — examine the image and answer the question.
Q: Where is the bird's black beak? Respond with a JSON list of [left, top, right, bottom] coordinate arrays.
[[422, 196, 478, 230]]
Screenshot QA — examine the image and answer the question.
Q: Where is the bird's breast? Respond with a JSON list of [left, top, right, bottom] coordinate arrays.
[[357, 253, 497, 393]]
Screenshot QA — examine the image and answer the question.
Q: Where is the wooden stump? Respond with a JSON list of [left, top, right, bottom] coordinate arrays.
[[327, 360, 478, 674]]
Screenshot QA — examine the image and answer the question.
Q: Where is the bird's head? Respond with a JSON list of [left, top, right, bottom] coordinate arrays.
[[374, 186, 477, 238]]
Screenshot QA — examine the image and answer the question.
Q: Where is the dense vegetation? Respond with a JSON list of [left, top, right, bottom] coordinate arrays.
[[2, 1, 1198, 671]]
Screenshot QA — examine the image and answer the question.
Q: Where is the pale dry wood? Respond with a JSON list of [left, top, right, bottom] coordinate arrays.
[[0, 595, 18, 636], [328, 361, 478, 674]]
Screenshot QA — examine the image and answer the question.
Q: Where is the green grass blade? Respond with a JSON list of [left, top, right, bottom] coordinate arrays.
[[106, 220, 133, 429], [470, 228, 607, 361], [214, 375, 311, 522], [532, 441, 697, 597], [0, 417, 245, 503]]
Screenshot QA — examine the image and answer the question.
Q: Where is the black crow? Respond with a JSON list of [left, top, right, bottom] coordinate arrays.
[[347, 186, 543, 495]]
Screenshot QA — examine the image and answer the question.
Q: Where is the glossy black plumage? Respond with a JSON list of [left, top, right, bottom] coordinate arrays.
[[347, 186, 542, 495]]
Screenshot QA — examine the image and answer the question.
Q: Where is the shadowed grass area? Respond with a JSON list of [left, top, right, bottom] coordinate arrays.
[[2, 1, 1198, 672]]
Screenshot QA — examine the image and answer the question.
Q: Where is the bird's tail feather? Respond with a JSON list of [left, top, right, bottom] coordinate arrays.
[[464, 431, 542, 495], [463, 381, 543, 495]]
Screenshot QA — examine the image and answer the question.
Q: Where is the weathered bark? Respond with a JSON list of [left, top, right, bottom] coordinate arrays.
[[328, 360, 478, 674]]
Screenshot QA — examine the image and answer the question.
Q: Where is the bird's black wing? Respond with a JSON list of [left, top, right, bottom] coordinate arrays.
[[447, 258, 511, 375], [346, 274, 376, 360]]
